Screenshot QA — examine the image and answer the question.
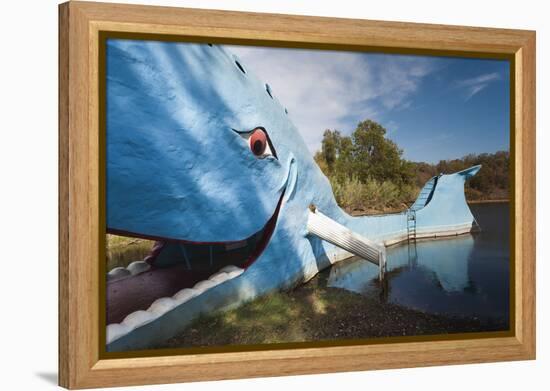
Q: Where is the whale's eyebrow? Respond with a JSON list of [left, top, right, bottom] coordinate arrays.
[[232, 127, 278, 159]]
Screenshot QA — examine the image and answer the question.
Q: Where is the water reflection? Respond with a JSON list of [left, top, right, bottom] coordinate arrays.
[[329, 235, 473, 293], [326, 203, 510, 323]]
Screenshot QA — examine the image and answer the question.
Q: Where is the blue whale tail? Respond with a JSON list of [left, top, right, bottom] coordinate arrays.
[[410, 164, 482, 239]]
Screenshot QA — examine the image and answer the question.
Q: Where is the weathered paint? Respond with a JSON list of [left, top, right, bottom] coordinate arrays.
[[106, 40, 480, 351]]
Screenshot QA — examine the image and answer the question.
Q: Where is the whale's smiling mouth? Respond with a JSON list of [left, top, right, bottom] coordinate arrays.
[[150, 189, 285, 272], [106, 190, 285, 330]]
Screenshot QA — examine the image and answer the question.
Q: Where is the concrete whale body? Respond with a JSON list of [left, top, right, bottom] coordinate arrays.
[[105, 39, 480, 351]]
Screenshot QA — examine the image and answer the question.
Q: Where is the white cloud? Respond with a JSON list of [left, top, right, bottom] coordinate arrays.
[[227, 45, 435, 153], [456, 72, 500, 101]]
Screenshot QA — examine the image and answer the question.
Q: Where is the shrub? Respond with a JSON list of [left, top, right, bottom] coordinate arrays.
[[330, 176, 416, 213]]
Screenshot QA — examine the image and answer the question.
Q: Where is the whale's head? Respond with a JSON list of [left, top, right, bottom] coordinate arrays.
[[107, 40, 336, 290]]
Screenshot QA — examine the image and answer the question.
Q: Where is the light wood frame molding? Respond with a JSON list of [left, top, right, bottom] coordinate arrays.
[[59, 1, 536, 388]]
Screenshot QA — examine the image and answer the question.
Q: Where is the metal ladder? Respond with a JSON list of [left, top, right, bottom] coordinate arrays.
[[407, 209, 417, 242], [407, 240, 418, 269]]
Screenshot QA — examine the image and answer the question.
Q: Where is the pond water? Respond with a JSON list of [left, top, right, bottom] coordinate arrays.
[[324, 202, 510, 324]]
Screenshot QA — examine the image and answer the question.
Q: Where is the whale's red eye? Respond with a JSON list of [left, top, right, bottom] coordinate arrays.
[[249, 128, 267, 156], [232, 126, 276, 159]]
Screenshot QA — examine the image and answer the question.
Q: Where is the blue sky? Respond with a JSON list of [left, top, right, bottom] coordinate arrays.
[[227, 45, 510, 164]]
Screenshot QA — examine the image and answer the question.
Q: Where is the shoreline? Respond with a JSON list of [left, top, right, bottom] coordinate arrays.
[[350, 198, 509, 216], [155, 277, 508, 350], [467, 199, 509, 204]]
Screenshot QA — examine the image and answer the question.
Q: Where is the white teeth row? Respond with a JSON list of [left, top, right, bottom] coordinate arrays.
[[107, 261, 151, 283], [106, 264, 245, 344]]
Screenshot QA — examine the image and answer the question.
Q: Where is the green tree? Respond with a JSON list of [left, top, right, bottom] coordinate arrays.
[[315, 119, 509, 211], [334, 135, 354, 182], [351, 120, 412, 185], [320, 129, 339, 173], [314, 151, 329, 176], [434, 150, 509, 200]]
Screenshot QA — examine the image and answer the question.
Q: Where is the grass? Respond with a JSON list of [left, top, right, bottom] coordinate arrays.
[[156, 274, 504, 349], [330, 176, 417, 215], [106, 234, 155, 270], [156, 279, 358, 347]]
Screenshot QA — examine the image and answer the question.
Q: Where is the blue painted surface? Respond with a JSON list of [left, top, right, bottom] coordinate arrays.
[[106, 40, 481, 351]]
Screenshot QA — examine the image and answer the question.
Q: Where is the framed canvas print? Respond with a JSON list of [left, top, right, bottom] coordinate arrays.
[[58, 1, 536, 389]]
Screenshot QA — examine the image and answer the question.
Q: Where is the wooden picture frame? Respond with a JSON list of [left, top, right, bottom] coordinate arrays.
[[59, 1, 536, 388]]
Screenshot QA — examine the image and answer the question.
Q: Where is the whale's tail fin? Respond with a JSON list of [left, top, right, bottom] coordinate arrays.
[[411, 165, 481, 212], [456, 164, 482, 178], [411, 164, 482, 238]]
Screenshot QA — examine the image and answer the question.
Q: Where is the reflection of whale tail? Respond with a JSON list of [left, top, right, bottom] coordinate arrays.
[[412, 165, 481, 238]]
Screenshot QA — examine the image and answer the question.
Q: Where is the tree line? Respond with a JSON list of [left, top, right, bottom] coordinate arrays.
[[314, 120, 509, 214]]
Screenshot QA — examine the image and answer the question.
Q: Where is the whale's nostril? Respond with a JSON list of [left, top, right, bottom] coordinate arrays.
[[235, 60, 246, 74], [265, 83, 273, 98]]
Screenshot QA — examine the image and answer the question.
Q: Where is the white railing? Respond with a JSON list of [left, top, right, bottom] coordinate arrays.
[[306, 207, 387, 280]]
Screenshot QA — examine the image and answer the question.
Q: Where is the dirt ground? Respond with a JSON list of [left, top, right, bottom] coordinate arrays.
[[156, 274, 507, 349]]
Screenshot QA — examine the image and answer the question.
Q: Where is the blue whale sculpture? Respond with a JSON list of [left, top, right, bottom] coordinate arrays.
[[105, 39, 481, 351]]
